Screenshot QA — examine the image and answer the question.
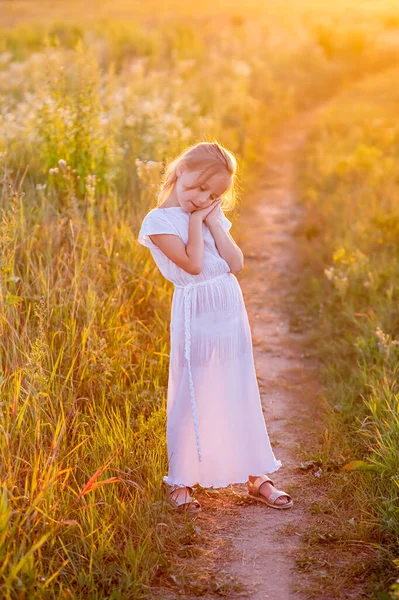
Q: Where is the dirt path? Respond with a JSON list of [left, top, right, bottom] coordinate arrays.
[[150, 67, 399, 600], [178, 106, 331, 600], [214, 112, 327, 598]]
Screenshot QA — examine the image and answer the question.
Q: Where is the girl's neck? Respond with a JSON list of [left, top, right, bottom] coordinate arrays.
[[159, 188, 180, 208]]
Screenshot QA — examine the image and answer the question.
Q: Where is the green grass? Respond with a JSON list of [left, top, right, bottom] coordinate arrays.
[[294, 65, 399, 599], [1, 2, 399, 596]]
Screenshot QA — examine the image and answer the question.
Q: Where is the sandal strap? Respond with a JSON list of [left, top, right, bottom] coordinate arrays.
[[268, 489, 292, 504], [169, 484, 194, 494], [250, 474, 274, 496], [169, 494, 201, 510], [168, 486, 195, 508], [189, 498, 201, 508]]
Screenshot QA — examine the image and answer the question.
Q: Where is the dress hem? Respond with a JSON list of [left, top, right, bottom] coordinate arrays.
[[162, 459, 283, 489]]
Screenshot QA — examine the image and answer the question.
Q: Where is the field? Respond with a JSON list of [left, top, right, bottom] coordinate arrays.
[[2, 1, 399, 598]]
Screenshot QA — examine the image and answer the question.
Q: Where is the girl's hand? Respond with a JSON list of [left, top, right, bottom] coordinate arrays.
[[204, 199, 222, 226], [191, 199, 221, 222]]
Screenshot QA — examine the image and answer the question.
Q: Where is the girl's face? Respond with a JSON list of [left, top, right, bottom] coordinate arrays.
[[175, 165, 233, 213]]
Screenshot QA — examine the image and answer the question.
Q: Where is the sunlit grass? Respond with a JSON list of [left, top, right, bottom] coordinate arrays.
[[295, 64, 399, 598], [1, 2, 399, 596]]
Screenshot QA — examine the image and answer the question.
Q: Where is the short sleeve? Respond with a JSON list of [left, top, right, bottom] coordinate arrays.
[[219, 211, 232, 232], [137, 209, 182, 250]]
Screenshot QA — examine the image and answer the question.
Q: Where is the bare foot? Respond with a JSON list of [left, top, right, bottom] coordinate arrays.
[[248, 476, 290, 505]]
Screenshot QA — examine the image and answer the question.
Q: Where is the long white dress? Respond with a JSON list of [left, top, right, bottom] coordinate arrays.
[[137, 206, 282, 488]]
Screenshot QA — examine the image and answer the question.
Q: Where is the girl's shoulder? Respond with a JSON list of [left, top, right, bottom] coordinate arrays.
[[144, 206, 188, 224], [137, 207, 185, 249]]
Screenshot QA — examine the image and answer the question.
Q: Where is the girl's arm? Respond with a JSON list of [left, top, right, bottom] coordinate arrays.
[[149, 212, 204, 275], [149, 199, 220, 275], [206, 220, 244, 275]]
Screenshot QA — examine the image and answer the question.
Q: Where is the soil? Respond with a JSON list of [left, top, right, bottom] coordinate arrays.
[[211, 109, 329, 599]]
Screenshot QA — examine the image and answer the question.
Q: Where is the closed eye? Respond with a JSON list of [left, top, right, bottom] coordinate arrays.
[[199, 185, 217, 200]]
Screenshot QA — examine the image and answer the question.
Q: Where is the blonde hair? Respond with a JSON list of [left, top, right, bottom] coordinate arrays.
[[156, 141, 238, 213]]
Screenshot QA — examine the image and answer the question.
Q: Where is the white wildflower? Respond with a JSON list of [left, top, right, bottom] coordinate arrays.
[[99, 113, 109, 126], [180, 127, 192, 140], [324, 266, 335, 281], [178, 59, 197, 74], [375, 326, 399, 357], [231, 59, 252, 78], [128, 57, 147, 77], [0, 51, 12, 65]]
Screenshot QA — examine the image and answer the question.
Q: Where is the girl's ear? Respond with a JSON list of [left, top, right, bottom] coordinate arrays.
[[176, 162, 188, 178]]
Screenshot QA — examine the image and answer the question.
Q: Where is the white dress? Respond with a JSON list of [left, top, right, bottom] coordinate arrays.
[[137, 206, 282, 488]]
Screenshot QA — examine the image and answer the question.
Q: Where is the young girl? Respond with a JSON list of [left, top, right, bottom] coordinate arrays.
[[137, 141, 293, 513]]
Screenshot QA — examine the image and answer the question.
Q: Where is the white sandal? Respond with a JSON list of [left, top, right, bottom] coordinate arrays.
[[166, 485, 202, 513], [247, 475, 293, 510]]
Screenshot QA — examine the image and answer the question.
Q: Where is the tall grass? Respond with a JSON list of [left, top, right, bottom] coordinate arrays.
[[295, 65, 399, 598], [1, 3, 399, 596]]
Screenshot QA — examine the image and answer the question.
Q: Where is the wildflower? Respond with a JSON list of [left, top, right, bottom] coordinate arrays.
[[324, 266, 335, 281], [178, 59, 197, 73], [180, 127, 192, 140], [58, 159, 67, 168], [0, 51, 12, 65], [85, 174, 96, 197], [231, 59, 252, 77], [375, 326, 399, 357], [99, 113, 109, 126], [333, 247, 346, 262]]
